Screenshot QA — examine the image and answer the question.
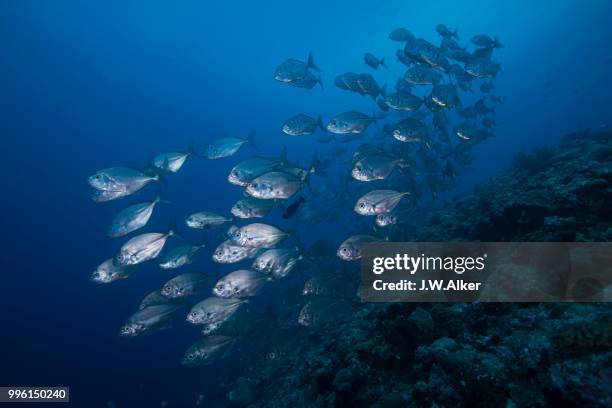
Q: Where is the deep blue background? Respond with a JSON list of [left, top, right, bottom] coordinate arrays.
[[1, 1, 611, 406]]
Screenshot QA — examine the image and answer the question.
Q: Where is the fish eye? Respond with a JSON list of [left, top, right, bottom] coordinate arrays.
[[218, 284, 224, 290], [359, 203, 365, 208], [188, 354, 194, 360], [215, 250, 222, 256], [342, 248, 347, 252], [251, 183, 258, 188]]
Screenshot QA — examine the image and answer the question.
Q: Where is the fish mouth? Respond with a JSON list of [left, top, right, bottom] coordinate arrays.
[[228, 174, 247, 186]]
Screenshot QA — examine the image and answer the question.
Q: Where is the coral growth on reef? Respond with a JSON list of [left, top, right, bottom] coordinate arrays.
[[226, 131, 612, 408]]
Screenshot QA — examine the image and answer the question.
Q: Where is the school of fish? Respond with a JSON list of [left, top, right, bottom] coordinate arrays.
[[88, 23, 503, 367]]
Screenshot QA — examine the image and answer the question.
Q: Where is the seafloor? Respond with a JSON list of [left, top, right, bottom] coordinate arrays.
[[226, 130, 612, 408]]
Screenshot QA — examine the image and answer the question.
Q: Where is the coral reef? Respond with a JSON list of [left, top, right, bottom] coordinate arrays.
[[226, 131, 612, 408]]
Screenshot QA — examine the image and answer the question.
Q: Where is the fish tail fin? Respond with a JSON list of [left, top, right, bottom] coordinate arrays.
[[307, 51, 320, 71], [279, 146, 288, 164], [199, 236, 208, 249], [186, 141, 195, 155], [309, 151, 326, 177], [380, 83, 387, 98], [380, 57, 387, 68], [396, 158, 409, 170], [153, 167, 168, 187], [167, 218, 179, 239], [317, 74, 324, 89], [316, 115, 325, 131], [154, 194, 171, 204], [247, 131, 257, 149]]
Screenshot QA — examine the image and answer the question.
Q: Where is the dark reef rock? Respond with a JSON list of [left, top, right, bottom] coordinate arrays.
[[228, 131, 612, 408]]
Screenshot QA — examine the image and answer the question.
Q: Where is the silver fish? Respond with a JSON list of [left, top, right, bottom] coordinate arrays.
[[91, 189, 131, 203], [298, 298, 352, 327], [404, 65, 442, 85], [139, 289, 181, 310], [274, 52, 320, 85], [337, 235, 384, 261], [352, 155, 405, 181], [108, 196, 164, 238], [115, 227, 175, 266], [364, 53, 386, 69], [246, 171, 304, 200], [389, 28, 415, 42], [303, 273, 345, 296], [291, 71, 323, 89], [252, 248, 302, 280], [375, 207, 413, 228], [471, 35, 503, 48], [186, 297, 247, 325], [181, 335, 237, 367], [382, 91, 423, 111], [203, 132, 256, 159], [396, 49, 413, 66], [212, 269, 268, 298], [282, 114, 324, 136], [228, 155, 283, 186], [161, 273, 210, 298], [436, 24, 458, 39], [91, 258, 132, 284], [229, 223, 289, 248], [465, 59, 501, 78], [355, 190, 409, 216], [430, 84, 461, 108], [212, 240, 262, 264], [335, 72, 363, 94], [119, 304, 182, 337], [201, 311, 268, 337], [159, 243, 206, 269], [152, 145, 192, 173], [88, 167, 159, 194], [326, 111, 377, 135], [356, 74, 382, 99], [186, 211, 232, 229], [454, 120, 478, 140], [231, 198, 275, 219], [390, 117, 429, 143]]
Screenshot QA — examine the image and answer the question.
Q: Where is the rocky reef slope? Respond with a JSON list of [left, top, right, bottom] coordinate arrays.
[[228, 130, 612, 408]]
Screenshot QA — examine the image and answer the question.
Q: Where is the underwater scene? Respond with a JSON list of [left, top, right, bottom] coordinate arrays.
[[2, 0, 611, 407]]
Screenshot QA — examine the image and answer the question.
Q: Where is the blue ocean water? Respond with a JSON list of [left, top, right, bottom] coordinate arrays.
[[1, 0, 611, 406]]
